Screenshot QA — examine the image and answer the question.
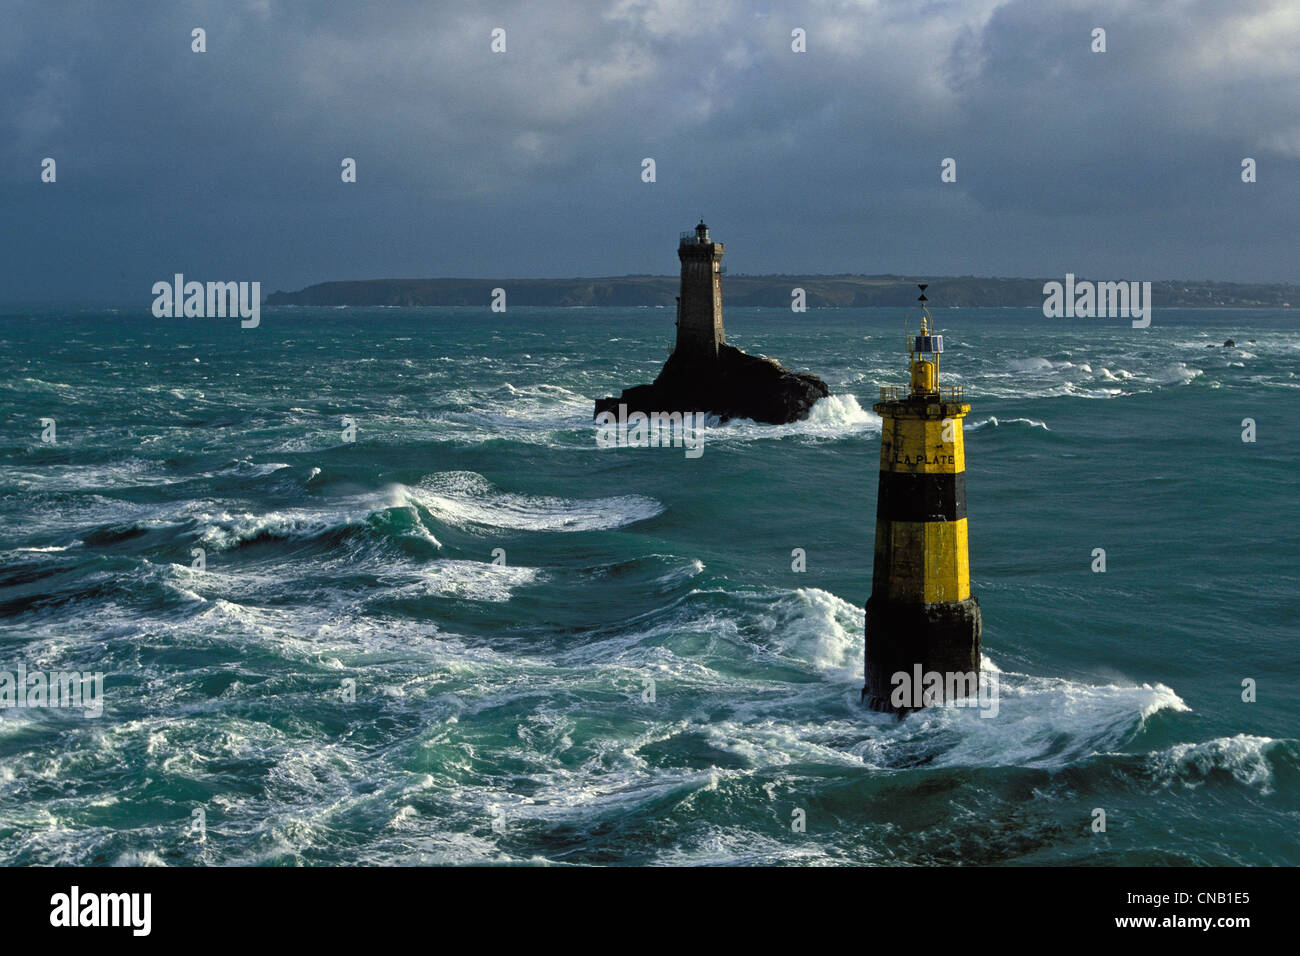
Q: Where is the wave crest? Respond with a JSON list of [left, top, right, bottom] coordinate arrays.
[[395, 471, 663, 532]]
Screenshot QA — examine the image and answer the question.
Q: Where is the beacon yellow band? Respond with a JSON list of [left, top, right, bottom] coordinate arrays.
[[874, 518, 970, 604], [877, 412, 969, 475]]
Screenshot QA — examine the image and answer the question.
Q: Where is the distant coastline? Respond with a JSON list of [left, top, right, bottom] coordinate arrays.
[[266, 275, 1297, 309]]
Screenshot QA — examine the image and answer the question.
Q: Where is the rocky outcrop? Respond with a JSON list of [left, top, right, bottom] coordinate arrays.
[[594, 343, 829, 424]]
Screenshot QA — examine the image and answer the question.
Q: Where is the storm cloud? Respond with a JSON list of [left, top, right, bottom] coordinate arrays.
[[2, 0, 1296, 303]]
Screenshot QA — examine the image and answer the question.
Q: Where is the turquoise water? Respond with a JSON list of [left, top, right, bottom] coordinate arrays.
[[0, 305, 1296, 865]]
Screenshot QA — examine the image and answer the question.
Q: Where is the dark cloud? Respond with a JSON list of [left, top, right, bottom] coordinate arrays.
[[1, 0, 1296, 304]]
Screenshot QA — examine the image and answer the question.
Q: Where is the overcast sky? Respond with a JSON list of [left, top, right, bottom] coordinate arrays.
[[2, 0, 1297, 304]]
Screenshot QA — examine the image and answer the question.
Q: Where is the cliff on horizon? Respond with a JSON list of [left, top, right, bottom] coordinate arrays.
[[265, 276, 1298, 309]]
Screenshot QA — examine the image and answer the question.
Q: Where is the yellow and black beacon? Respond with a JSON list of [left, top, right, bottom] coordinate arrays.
[[863, 285, 981, 713]]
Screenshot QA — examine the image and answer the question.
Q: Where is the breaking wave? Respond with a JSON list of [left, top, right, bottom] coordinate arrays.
[[704, 394, 881, 442], [965, 416, 1050, 431], [393, 471, 663, 532]]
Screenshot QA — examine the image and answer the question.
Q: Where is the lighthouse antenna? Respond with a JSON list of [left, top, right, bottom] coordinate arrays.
[[915, 284, 940, 384], [904, 282, 934, 364]]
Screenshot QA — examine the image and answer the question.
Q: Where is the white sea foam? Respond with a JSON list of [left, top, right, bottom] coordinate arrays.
[[903, 669, 1190, 771], [217, 459, 291, 478], [1145, 734, 1284, 794], [0, 560, 1253, 867], [169, 552, 536, 608], [194, 504, 370, 551], [0, 459, 173, 493], [401, 559, 541, 603], [1150, 363, 1203, 386], [652, 558, 705, 586], [552, 584, 1194, 777], [965, 416, 1050, 432], [398, 471, 663, 532], [764, 587, 863, 674], [703, 394, 881, 443], [1009, 357, 1055, 372], [963, 339, 1226, 400], [652, 827, 838, 866], [432, 383, 596, 447]]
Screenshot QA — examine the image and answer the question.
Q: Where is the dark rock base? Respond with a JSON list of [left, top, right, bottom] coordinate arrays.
[[594, 344, 830, 425], [862, 596, 982, 713]]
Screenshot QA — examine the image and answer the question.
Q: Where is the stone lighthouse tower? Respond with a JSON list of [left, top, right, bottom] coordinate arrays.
[[593, 222, 830, 424], [863, 288, 982, 713], [675, 220, 726, 360]]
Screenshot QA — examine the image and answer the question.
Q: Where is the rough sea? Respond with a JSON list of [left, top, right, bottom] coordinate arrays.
[[1, 305, 1296, 866]]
